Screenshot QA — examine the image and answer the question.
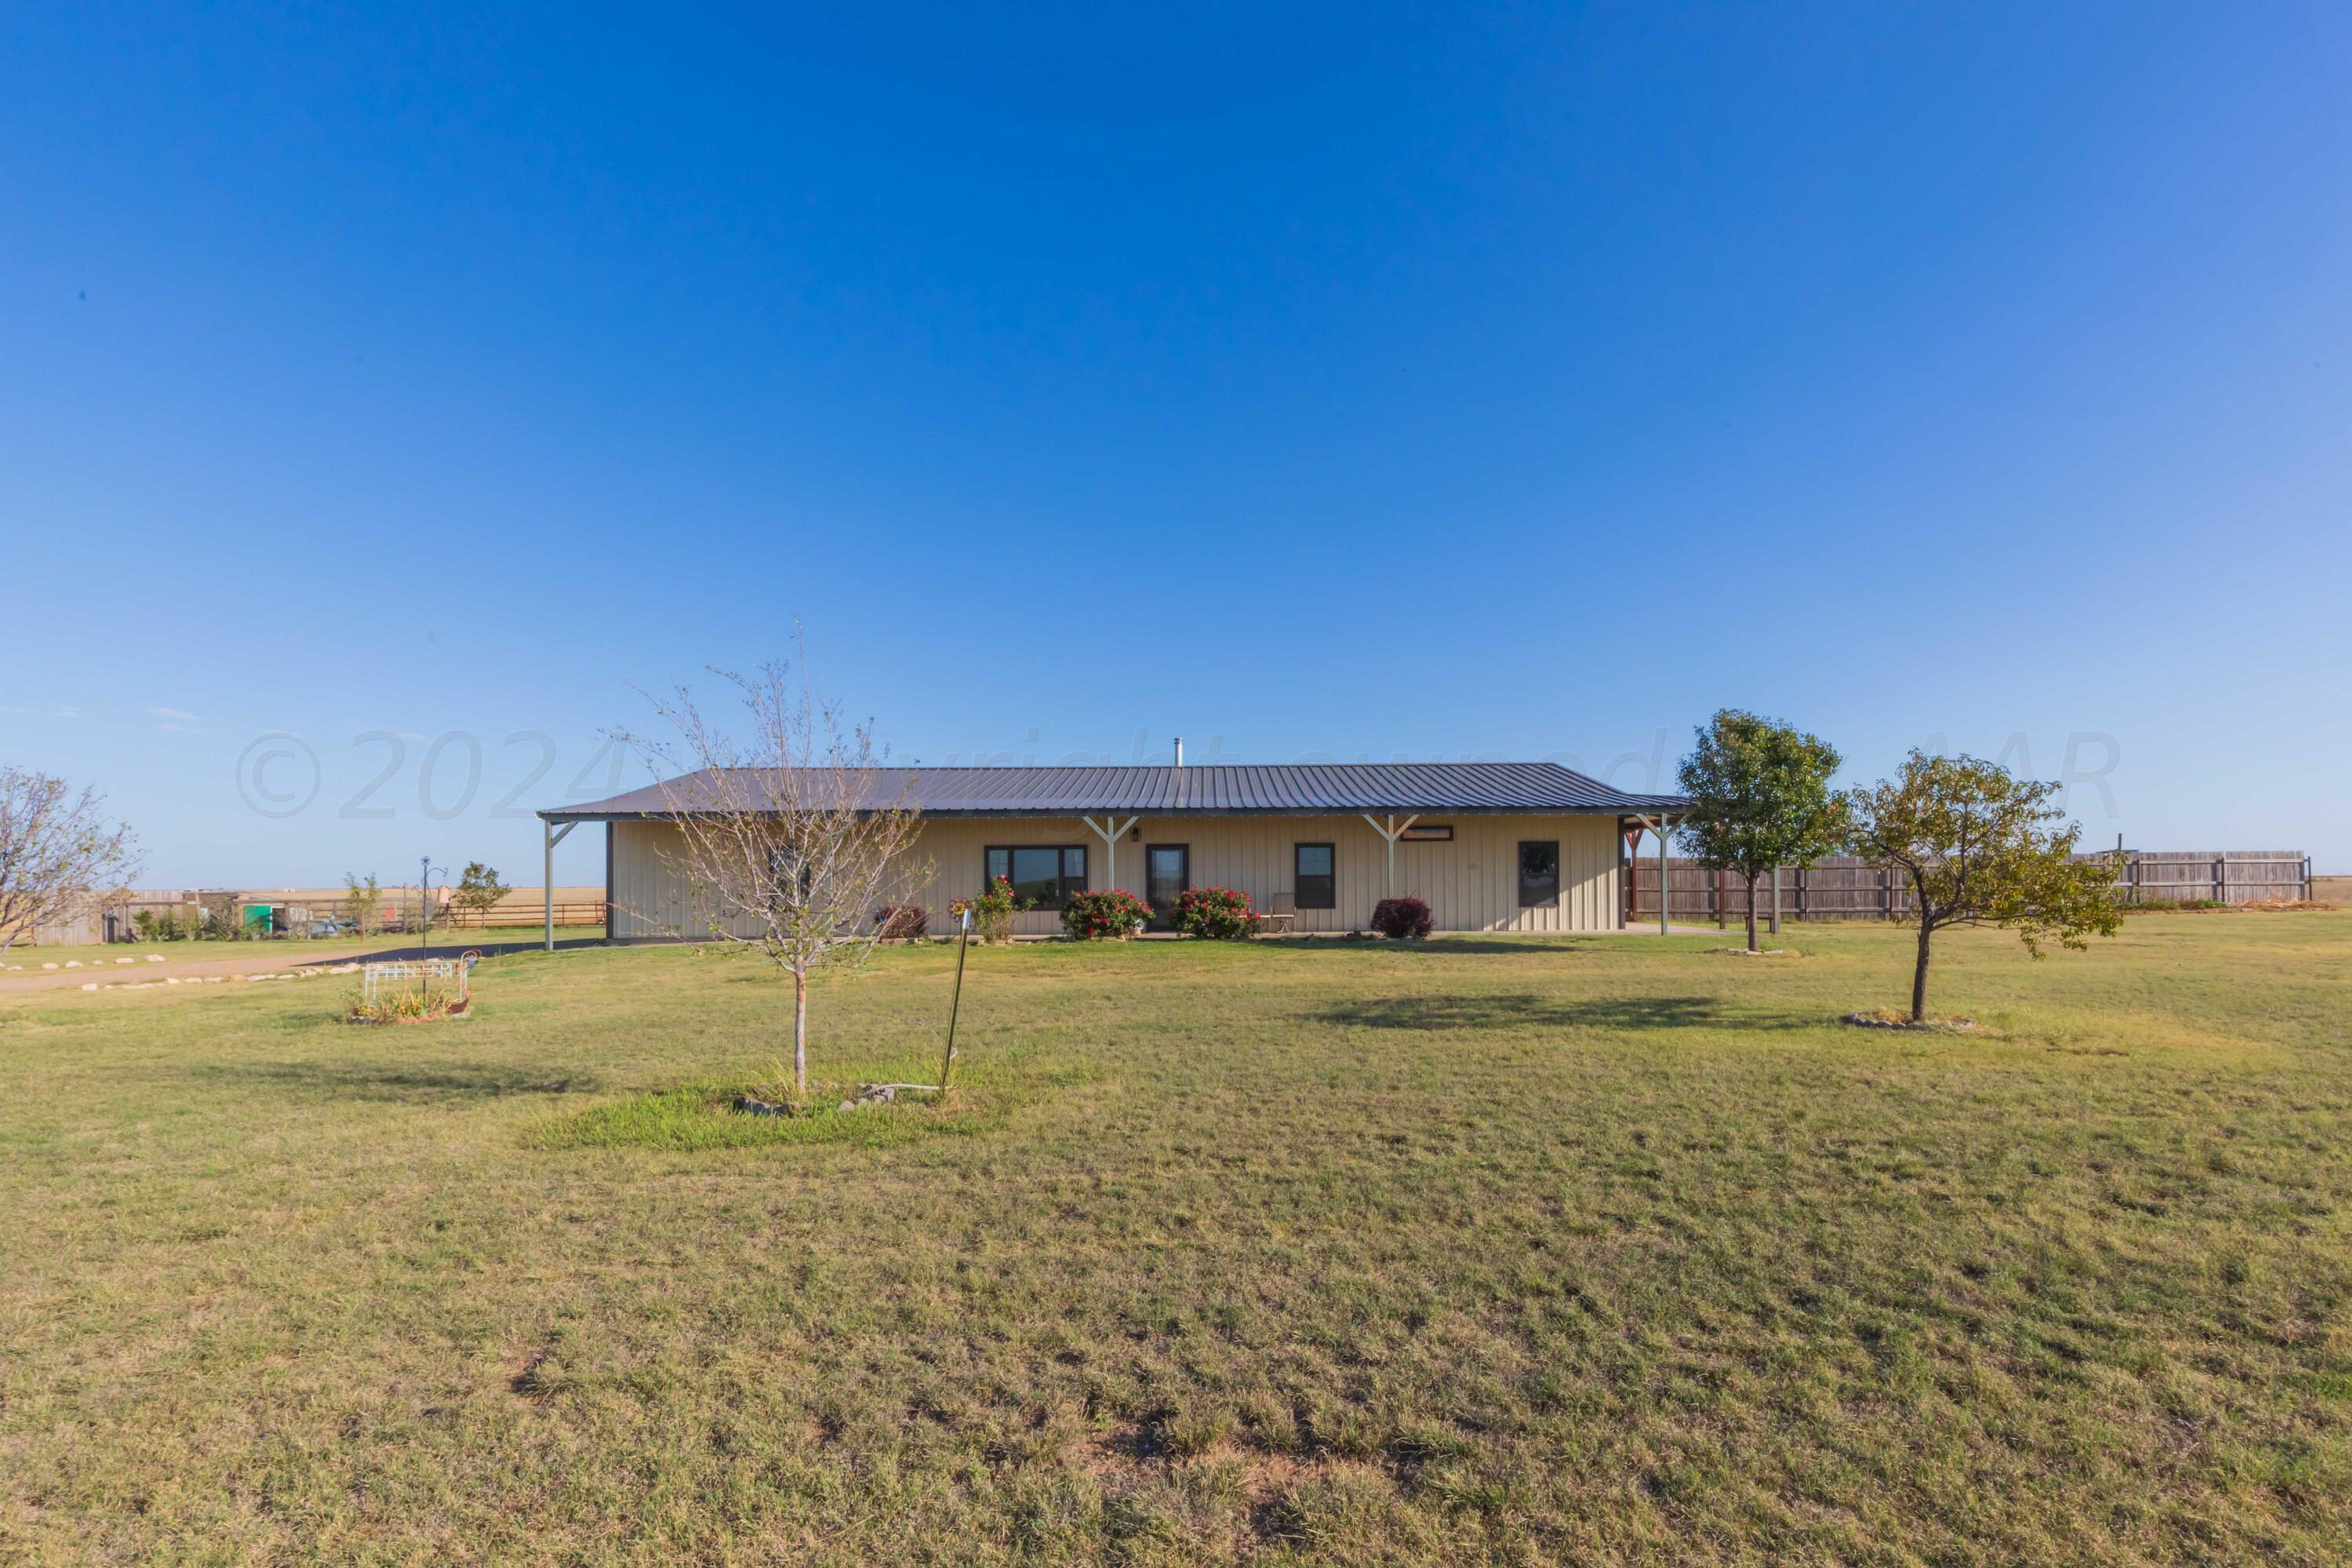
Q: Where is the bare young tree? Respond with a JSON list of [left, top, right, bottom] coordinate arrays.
[[0, 768, 144, 960], [626, 656, 929, 1100]]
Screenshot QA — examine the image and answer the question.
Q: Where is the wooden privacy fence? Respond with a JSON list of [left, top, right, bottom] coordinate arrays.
[[440, 902, 605, 930], [1629, 852, 2314, 924]]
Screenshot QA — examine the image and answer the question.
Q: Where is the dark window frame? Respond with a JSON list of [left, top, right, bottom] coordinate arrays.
[[1294, 842, 1336, 909], [983, 844, 1088, 909], [1518, 840, 1561, 907]]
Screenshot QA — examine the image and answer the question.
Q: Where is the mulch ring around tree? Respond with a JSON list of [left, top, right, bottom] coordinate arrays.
[[1842, 1007, 2003, 1036]]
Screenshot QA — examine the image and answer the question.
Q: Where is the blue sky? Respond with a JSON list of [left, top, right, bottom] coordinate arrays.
[[4, 2, 2348, 887]]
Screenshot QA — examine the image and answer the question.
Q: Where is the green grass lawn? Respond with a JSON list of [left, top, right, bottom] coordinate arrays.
[[2, 916, 2347, 1565]]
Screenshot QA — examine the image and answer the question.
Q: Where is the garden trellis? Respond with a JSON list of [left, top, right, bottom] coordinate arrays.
[[361, 955, 475, 1006]]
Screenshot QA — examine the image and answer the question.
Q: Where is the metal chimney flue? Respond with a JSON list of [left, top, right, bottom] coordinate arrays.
[[1174, 736, 1185, 768]]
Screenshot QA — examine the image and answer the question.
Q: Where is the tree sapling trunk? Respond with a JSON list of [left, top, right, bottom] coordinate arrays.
[[1911, 921, 1934, 1023], [793, 967, 809, 1099]]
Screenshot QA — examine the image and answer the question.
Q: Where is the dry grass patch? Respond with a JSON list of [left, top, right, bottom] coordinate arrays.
[[2, 916, 2349, 1563]]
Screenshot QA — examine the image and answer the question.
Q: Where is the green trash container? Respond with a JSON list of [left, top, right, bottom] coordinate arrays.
[[244, 904, 273, 935]]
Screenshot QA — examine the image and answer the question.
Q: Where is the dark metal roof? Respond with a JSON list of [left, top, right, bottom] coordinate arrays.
[[541, 764, 1686, 821]]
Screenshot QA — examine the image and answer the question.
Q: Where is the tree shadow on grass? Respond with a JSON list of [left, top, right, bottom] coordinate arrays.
[[194, 1061, 601, 1103], [1312, 993, 1809, 1033], [1255, 937, 1611, 958]]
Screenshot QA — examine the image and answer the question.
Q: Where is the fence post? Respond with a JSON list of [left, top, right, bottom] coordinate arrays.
[[1795, 866, 1806, 923], [1879, 868, 1891, 921], [2213, 855, 2226, 904]]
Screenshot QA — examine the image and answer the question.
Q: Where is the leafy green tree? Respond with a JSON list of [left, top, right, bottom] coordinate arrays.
[[1675, 710, 1845, 950], [1844, 751, 2123, 1022], [342, 872, 384, 935], [452, 862, 513, 922]]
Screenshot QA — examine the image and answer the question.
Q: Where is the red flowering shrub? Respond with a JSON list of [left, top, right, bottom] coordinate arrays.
[[873, 904, 928, 939], [958, 877, 1018, 942], [1370, 895, 1434, 939], [1172, 885, 1262, 939], [1062, 888, 1153, 939]]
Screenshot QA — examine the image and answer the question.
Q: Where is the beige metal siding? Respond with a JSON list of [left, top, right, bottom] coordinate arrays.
[[609, 813, 1622, 937]]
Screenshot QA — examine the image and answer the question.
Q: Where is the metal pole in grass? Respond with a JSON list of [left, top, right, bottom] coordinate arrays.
[[938, 906, 972, 1094], [418, 856, 445, 1004]]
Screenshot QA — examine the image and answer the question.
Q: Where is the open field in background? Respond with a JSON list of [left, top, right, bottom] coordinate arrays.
[[2, 916, 2347, 1564], [0, 925, 608, 989]]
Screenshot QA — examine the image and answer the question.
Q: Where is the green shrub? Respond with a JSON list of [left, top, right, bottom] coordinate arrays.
[[1062, 888, 1152, 939], [960, 877, 1018, 942], [1172, 886, 1261, 939]]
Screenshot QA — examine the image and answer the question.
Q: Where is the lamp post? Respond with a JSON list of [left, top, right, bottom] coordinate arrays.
[[419, 854, 445, 963]]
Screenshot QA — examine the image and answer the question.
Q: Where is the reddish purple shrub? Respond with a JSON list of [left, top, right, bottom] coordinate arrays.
[[1370, 895, 1434, 939], [873, 904, 929, 939]]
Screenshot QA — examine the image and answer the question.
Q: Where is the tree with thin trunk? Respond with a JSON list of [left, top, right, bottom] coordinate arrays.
[[343, 872, 384, 935], [625, 655, 930, 1101], [1844, 750, 2122, 1022], [450, 862, 512, 922], [1675, 710, 1846, 950], [0, 768, 143, 960]]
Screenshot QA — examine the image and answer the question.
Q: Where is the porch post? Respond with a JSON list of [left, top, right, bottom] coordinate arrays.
[[1083, 816, 1138, 893], [543, 818, 554, 951], [542, 818, 576, 951], [1657, 816, 1671, 935], [1360, 814, 1419, 898], [1629, 814, 1671, 935]]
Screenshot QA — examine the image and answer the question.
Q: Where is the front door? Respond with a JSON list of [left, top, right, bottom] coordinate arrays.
[[1145, 844, 1189, 929]]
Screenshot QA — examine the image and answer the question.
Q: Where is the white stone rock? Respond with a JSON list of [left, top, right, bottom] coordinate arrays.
[[165, 977, 180, 985], [79, 982, 97, 991], [145, 954, 165, 963], [116, 956, 133, 964], [42, 963, 58, 970], [65, 960, 82, 968]]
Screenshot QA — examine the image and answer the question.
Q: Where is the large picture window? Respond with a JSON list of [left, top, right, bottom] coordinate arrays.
[[1518, 841, 1560, 906], [1294, 843, 1335, 909], [984, 845, 1087, 909]]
